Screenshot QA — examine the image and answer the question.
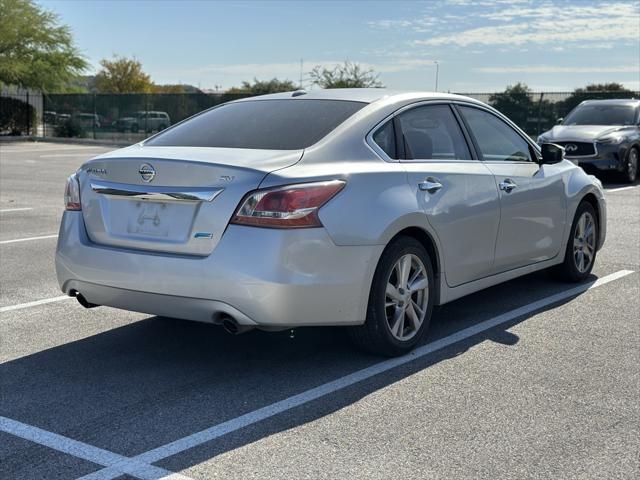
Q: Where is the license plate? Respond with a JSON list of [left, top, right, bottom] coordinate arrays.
[[126, 201, 170, 237]]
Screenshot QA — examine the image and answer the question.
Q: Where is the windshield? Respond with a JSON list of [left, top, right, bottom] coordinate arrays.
[[563, 104, 637, 126], [145, 99, 367, 150]]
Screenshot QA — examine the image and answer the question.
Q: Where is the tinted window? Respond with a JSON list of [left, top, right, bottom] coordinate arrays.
[[459, 106, 532, 162], [146, 99, 366, 150], [372, 120, 396, 158], [397, 105, 471, 160], [563, 104, 637, 126]]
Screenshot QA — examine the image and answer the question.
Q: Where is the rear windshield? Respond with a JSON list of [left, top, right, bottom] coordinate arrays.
[[563, 104, 638, 126], [145, 99, 367, 150]]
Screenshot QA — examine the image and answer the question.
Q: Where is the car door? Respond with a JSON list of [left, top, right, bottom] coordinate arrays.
[[392, 103, 501, 287], [456, 104, 567, 273]]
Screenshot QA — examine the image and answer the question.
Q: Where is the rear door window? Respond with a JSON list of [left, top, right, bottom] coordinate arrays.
[[396, 104, 472, 160]]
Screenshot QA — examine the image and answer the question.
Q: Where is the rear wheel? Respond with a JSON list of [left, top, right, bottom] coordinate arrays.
[[551, 201, 598, 282], [348, 236, 435, 356]]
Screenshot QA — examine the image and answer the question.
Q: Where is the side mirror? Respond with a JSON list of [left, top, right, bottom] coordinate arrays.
[[556, 117, 564, 124], [540, 143, 564, 165]]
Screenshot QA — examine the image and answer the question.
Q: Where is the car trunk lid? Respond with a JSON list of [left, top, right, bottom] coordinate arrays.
[[79, 146, 302, 256]]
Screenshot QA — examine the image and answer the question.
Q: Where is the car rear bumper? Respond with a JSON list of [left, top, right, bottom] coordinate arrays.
[[56, 211, 383, 327]]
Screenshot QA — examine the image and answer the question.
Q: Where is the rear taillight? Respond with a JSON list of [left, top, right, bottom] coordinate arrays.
[[64, 173, 81, 211], [231, 180, 345, 228]]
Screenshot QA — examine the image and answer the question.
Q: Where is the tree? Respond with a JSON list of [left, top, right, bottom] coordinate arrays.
[[94, 56, 153, 93], [309, 61, 383, 88], [227, 78, 298, 95], [489, 82, 534, 129], [561, 83, 635, 114], [0, 0, 87, 92]]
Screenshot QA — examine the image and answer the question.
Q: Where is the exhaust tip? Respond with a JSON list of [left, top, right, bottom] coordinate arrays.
[[71, 290, 99, 309], [220, 315, 253, 335]]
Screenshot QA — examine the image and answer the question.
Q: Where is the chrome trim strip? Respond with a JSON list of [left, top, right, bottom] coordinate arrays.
[[90, 181, 223, 202]]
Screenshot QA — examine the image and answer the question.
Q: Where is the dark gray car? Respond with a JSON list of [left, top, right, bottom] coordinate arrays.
[[538, 99, 640, 183]]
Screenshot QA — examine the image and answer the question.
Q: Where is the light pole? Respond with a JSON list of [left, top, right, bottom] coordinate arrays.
[[434, 60, 439, 92]]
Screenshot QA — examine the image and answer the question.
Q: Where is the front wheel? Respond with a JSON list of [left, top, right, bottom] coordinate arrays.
[[622, 147, 638, 184], [348, 236, 435, 356], [551, 201, 598, 282]]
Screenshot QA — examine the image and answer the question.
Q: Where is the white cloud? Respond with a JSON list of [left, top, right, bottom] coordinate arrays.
[[475, 65, 640, 73], [372, 1, 639, 49], [415, 16, 639, 47]]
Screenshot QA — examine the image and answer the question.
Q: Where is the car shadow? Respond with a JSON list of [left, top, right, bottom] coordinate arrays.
[[0, 270, 597, 477]]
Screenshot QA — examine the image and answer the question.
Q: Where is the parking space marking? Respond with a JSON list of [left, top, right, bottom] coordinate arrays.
[[79, 269, 634, 480], [0, 146, 108, 154], [1, 296, 72, 313], [0, 234, 58, 245], [0, 208, 33, 213], [606, 185, 638, 193], [40, 153, 103, 158], [0, 417, 194, 480]]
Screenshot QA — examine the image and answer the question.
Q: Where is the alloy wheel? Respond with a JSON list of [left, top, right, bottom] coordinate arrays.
[[573, 211, 596, 273], [627, 148, 638, 182], [384, 254, 430, 341]]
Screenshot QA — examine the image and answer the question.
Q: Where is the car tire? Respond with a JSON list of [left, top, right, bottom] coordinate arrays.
[[622, 146, 638, 184], [158, 124, 166, 131], [131, 123, 139, 133], [348, 236, 435, 357], [550, 201, 598, 283]]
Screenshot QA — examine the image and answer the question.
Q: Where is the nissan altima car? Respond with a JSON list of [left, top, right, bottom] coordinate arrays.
[[56, 89, 606, 356], [537, 99, 640, 183]]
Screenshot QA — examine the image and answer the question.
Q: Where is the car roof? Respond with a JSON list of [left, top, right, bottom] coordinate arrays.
[[580, 98, 639, 106], [231, 88, 482, 105]]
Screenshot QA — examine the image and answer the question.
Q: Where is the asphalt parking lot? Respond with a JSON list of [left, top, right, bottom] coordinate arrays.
[[1, 141, 639, 480]]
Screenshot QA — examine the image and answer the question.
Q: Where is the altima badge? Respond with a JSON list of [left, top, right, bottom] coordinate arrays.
[[139, 163, 156, 182], [86, 167, 107, 176]]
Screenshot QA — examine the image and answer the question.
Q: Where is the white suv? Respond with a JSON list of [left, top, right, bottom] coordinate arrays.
[[117, 111, 171, 133]]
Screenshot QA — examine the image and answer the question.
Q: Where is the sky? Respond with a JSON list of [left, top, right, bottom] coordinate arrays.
[[40, 0, 640, 92]]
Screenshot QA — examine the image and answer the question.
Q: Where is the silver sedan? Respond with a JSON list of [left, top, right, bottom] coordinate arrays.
[[56, 89, 606, 356]]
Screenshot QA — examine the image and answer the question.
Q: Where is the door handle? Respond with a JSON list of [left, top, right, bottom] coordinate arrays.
[[418, 177, 443, 193], [499, 179, 518, 193]]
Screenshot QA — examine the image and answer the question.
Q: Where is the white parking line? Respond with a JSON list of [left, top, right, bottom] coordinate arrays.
[[0, 296, 72, 313], [0, 207, 33, 213], [0, 417, 193, 480], [78, 269, 635, 480], [1, 146, 108, 153], [0, 234, 58, 245], [606, 185, 638, 193], [40, 153, 101, 158]]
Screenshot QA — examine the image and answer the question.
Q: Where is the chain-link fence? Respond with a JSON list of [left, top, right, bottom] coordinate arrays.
[[0, 88, 43, 136], [40, 92, 253, 142], [2, 90, 638, 142]]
